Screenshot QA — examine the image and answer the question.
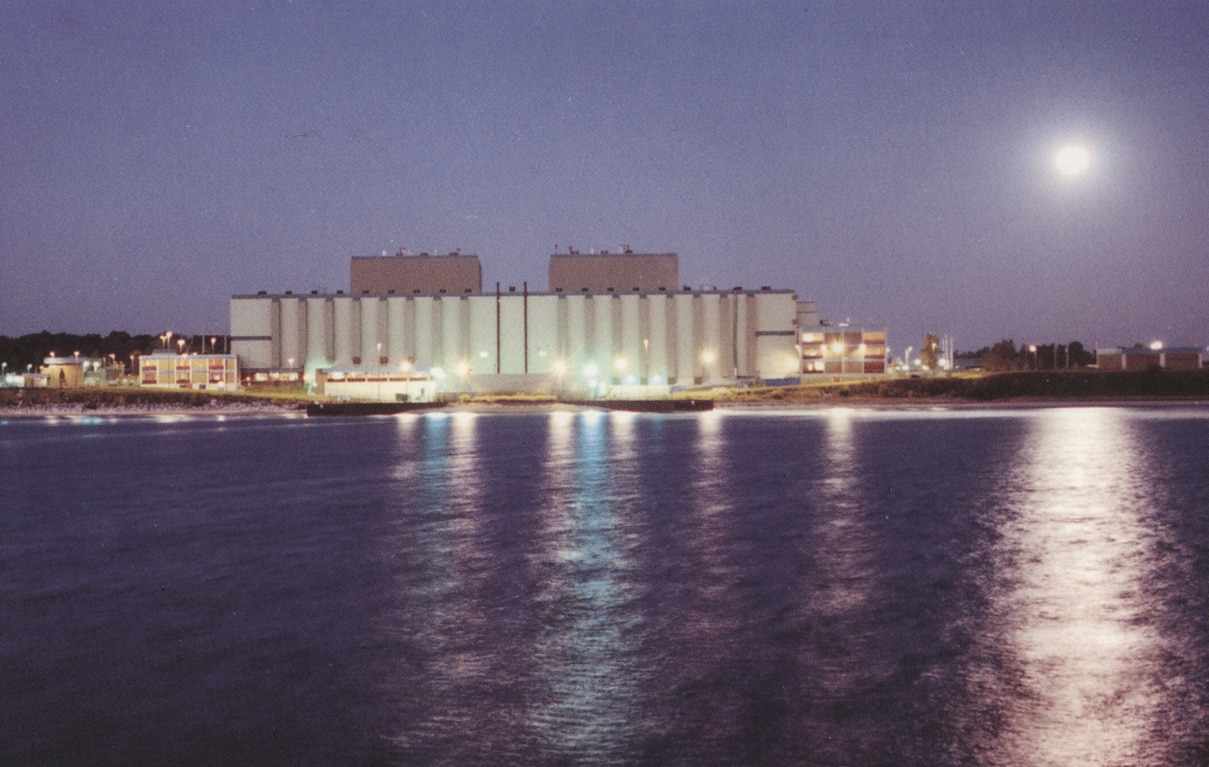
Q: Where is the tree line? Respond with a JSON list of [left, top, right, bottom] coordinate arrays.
[[0, 332, 227, 374], [963, 340, 1097, 371]]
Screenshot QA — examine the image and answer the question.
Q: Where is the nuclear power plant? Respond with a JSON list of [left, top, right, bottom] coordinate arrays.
[[229, 249, 805, 397]]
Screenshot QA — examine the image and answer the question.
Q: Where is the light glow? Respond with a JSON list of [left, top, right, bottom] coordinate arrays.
[[1055, 144, 1091, 177]]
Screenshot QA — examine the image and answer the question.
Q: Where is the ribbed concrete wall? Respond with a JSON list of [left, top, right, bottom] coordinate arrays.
[[231, 289, 799, 389]]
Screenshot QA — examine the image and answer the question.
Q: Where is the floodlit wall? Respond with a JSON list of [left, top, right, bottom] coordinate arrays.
[[231, 288, 799, 389]]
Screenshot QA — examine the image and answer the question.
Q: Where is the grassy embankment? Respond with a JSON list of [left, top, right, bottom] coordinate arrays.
[[0, 386, 314, 410], [707, 370, 1209, 404]]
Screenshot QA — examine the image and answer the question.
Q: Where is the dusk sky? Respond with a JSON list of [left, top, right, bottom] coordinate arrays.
[[3, 1, 1207, 352]]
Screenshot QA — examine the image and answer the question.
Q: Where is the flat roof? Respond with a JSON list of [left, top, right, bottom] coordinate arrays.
[[234, 286, 795, 299]]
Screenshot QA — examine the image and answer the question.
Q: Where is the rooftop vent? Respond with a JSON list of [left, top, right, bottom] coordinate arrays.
[[311, 290, 319, 295], [285, 290, 293, 295], [257, 290, 267, 295]]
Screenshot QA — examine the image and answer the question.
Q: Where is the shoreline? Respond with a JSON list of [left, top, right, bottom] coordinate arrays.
[[3, 397, 1209, 418]]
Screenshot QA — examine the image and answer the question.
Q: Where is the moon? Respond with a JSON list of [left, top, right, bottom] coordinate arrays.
[[1055, 144, 1091, 177]]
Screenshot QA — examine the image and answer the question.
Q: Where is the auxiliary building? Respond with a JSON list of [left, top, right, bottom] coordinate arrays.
[[230, 251, 802, 397]]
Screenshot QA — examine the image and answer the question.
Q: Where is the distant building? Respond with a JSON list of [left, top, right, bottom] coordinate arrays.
[[351, 251, 482, 295], [795, 300, 820, 329], [549, 251, 678, 292], [799, 327, 888, 376], [40, 356, 88, 388], [39, 356, 121, 387], [139, 349, 239, 390], [1096, 346, 1203, 371]]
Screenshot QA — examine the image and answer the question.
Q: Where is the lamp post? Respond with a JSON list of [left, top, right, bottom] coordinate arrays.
[[1029, 344, 1038, 370], [177, 338, 186, 355]]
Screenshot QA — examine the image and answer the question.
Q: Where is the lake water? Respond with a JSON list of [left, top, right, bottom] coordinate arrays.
[[3, 407, 1208, 766]]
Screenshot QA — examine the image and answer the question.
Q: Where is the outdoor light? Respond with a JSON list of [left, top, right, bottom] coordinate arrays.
[[1149, 341, 1163, 351], [456, 362, 471, 377], [613, 357, 628, 371], [583, 363, 599, 378], [553, 360, 567, 376], [702, 350, 716, 364]]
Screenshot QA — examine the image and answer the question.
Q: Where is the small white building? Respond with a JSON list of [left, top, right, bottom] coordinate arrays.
[[316, 366, 436, 402]]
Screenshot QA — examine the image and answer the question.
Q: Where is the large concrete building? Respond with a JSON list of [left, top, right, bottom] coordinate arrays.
[[232, 250, 803, 396], [549, 251, 678, 292], [351, 251, 482, 294], [231, 289, 800, 394]]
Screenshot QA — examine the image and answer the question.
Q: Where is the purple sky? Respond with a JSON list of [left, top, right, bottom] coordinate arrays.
[[3, 1, 1207, 351]]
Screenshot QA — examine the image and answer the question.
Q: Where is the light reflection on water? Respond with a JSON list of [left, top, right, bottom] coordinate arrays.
[[995, 408, 1182, 766], [529, 411, 645, 761]]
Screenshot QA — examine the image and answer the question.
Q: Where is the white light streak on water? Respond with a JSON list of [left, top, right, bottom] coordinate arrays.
[[528, 412, 644, 760], [998, 408, 1175, 766]]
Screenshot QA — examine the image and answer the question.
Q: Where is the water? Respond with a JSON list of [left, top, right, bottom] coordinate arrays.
[[3, 407, 1208, 766]]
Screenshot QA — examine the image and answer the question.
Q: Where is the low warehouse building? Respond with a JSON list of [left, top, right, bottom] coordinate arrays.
[[1096, 346, 1204, 371], [139, 350, 239, 390]]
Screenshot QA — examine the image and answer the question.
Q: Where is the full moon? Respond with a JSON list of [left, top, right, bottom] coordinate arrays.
[[1055, 144, 1091, 176]]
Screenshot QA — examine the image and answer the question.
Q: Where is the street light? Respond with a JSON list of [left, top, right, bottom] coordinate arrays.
[[1029, 344, 1038, 370], [831, 340, 845, 376], [177, 338, 186, 354]]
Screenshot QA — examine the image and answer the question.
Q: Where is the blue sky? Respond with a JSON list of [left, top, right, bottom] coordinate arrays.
[[3, 1, 1207, 350]]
